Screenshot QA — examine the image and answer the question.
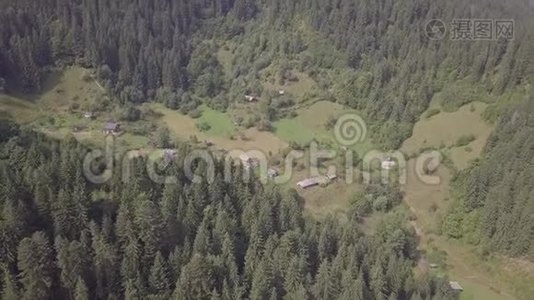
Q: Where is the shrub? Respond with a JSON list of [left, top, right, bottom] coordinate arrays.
[[455, 134, 476, 147], [196, 122, 211, 132], [425, 108, 440, 119], [81, 71, 92, 82], [118, 105, 141, 121], [256, 119, 272, 132], [188, 109, 202, 119], [243, 117, 256, 129], [69, 103, 80, 111]]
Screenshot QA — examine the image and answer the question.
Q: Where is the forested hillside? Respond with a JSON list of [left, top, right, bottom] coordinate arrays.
[[1, 0, 534, 298], [0, 122, 456, 299], [443, 96, 534, 259], [1, 0, 533, 147]]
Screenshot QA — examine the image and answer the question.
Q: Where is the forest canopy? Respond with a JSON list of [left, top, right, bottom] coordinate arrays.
[[0, 123, 456, 299]]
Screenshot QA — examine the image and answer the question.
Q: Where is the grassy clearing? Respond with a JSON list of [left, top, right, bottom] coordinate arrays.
[[197, 105, 235, 137], [262, 68, 318, 103], [299, 180, 358, 219], [274, 100, 373, 154], [0, 66, 104, 127], [155, 104, 235, 139], [152, 103, 288, 154], [276, 163, 363, 220], [0, 67, 152, 151], [401, 101, 493, 170], [0, 94, 41, 123]]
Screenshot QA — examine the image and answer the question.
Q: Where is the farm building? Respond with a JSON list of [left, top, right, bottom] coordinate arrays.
[[381, 158, 397, 170], [449, 281, 463, 293], [244, 94, 259, 102], [297, 178, 320, 189], [84, 111, 95, 119], [297, 174, 337, 189], [102, 122, 121, 135]]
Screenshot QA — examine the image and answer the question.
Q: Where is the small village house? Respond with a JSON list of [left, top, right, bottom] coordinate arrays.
[[102, 122, 121, 135]]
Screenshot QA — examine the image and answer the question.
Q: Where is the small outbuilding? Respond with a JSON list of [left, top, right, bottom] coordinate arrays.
[[449, 281, 463, 293], [381, 158, 397, 170], [245, 94, 259, 102], [103, 122, 121, 135], [84, 112, 95, 119], [297, 178, 320, 189]]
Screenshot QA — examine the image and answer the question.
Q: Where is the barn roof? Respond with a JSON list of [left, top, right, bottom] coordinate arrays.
[[103, 122, 120, 131]]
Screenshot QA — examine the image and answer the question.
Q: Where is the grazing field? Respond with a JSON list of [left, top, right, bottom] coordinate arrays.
[[1, 66, 104, 123], [0, 66, 104, 126], [401, 101, 493, 170], [0, 94, 41, 123], [152, 103, 288, 154], [0, 67, 152, 150], [274, 100, 373, 154], [287, 167, 361, 219], [196, 105, 236, 137], [262, 68, 318, 103]]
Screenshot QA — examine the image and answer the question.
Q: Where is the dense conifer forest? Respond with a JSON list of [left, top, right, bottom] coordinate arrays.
[[1, 0, 534, 299], [0, 122, 456, 299], [443, 96, 534, 259]]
